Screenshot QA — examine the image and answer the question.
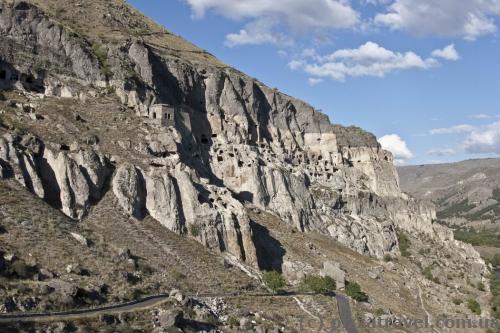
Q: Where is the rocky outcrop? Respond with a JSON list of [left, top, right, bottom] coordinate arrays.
[[112, 163, 146, 219], [0, 1, 105, 94], [0, 0, 488, 276], [0, 133, 111, 219]]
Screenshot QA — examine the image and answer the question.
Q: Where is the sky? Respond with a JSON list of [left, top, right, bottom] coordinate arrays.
[[128, 0, 500, 165]]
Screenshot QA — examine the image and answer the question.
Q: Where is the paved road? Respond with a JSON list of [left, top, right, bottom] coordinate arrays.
[[0, 294, 171, 323], [336, 294, 360, 333], [0, 292, 316, 323], [0, 291, 361, 333]]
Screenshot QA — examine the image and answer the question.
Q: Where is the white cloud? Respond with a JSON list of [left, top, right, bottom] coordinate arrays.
[[308, 78, 324, 86], [289, 42, 437, 81], [428, 122, 500, 155], [374, 0, 500, 40], [464, 122, 500, 154], [430, 124, 476, 135], [431, 44, 460, 61], [427, 148, 456, 156], [378, 134, 415, 162], [469, 114, 500, 119], [225, 18, 294, 47], [185, 0, 359, 46]]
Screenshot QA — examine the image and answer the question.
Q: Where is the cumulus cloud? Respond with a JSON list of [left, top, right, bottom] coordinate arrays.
[[429, 124, 476, 135], [427, 148, 456, 156], [308, 78, 324, 86], [464, 122, 500, 154], [289, 42, 437, 81], [374, 0, 500, 40], [184, 0, 359, 46], [378, 134, 415, 163], [225, 18, 293, 47], [431, 44, 460, 61], [429, 122, 500, 155]]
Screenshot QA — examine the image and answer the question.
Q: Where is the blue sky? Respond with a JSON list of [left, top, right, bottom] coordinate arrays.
[[128, 0, 500, 165]]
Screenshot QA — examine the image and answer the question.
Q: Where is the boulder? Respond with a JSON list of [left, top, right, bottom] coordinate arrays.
[[70, 232, 89, 247], [320, 261, 346, 289], [157, 309, 183, 328]]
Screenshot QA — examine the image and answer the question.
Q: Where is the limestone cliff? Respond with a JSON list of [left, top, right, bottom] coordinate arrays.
[[0, 0, 487, 281]]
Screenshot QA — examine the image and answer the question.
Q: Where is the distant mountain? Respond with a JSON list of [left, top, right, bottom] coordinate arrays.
[[398, 159, 500, 230]]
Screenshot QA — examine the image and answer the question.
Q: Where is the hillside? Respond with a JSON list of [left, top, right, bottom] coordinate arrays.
[[0, 1, 492, 332], [398, 158, 500, 230]]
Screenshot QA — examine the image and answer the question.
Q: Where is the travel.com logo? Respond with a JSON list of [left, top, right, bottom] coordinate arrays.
[[299, 317, 500, 331]]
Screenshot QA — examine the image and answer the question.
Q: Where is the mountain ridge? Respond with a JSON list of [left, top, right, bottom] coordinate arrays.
[[0, 1, 492, 331]]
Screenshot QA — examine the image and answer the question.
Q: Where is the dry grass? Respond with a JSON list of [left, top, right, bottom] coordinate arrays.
[[27, 0, 226, 67]]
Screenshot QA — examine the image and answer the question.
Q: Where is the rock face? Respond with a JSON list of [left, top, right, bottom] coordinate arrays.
[[0, 0, 487, 276], [0, 133, 111, 219]]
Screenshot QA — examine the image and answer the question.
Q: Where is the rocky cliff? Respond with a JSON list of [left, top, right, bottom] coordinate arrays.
[[0, 0, 486, 281]]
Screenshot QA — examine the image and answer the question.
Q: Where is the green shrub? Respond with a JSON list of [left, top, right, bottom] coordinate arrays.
[[374, 308, 385, 316], [299, 275, 336, 294], [491, 255, 500, 268], [383, 254, 392, 262], [227, 316, 240, 328], [422, 266, 435, 282], [452, 298, 463, 305], [478, 282, 486, 291], [263, 271, 286, 293], [345, 282, 368, 302], [91, 42, 111, 77], [397, 231, 411, 257], [189, 224, 201, 237], [467, 299, 481, 315]]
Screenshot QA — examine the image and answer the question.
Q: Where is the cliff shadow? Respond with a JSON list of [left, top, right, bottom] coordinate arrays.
[[250, 220, 285, 273]]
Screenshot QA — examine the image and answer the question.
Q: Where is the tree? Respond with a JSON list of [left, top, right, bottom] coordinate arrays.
[[300, 275, 336, 294], [397, 231, 411, 257], [262, 271, 285, 293], [346, 282, 368, 302], [467, 299, 481, 315]]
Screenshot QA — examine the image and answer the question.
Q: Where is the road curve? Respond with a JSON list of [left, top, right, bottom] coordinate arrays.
[[0, 295, 170, 323], [1, 290, 359, 333], [336, 294, 360, 333], [0, 292, 315, 323]]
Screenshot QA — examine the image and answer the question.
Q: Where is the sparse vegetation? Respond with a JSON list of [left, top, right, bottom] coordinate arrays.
[[345, 282, 368, 302], [227, 316, 240, 328], [467, 299, 481, 315], [452, 298, 463, 305], [492, 255, 500, 269], [299, 275, 336, 294], [422, 265, 433, 280], [397, 231, 411, 257], [454, 229, 500, 247], [189, 224, 201, 237], [436, 199, 476, 220], [418, 248, 431, 256], [383, 254, 392, 262], [91, 42, 111, 77], [263, 271, 286, 293], [421, 265, 440, 284], [490, 274, 500, 319], [374, 308, 385, 316]]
